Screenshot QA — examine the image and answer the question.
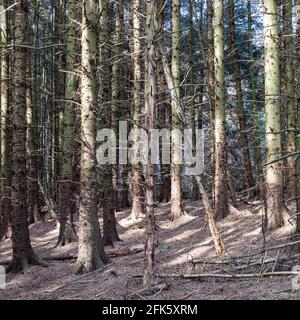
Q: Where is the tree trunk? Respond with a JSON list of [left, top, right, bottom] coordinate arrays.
[[157, 0, 171, 204], [294, 0, 300, 236], [144, 0, 156, 288], [263, 0, 285, 230], [207, 0, 215, 201], [283, 0, 297, 203], [247, 0, 263, 197], [26, 61, 43, 225], [8, 0, 43, 273], [0, 0, 10, 241], [228, 0, 255, 198], [213, 0, 228, 220], [130, 0, 144, 220], [101, 1, 121, 245], [171, 0, 183, 220], [75, 0, 109, 274], [57, 0, 77, 246]]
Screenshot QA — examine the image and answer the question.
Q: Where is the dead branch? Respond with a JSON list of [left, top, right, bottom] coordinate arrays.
[[0, 244, 145, 265], [195, 177, 224, 256], [153, 271, 300, 280], [192, 239, 300, 265]]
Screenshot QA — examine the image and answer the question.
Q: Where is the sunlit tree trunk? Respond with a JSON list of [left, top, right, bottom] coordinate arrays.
[[75, 0, 109, 274], [247, 0, 263, 197], [263, 0, 285, 230], [283, 0, 297, 203], [213, 0, 228, 219], [171, 0, 183, 220], [130, 0, 144, 220]]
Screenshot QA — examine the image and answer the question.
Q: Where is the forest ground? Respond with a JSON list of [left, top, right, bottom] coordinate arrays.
[[0, 200, 300, 300]]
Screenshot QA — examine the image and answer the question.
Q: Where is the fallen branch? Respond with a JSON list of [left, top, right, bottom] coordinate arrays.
[[192, 240, 300, 265], [212, 253, 300, 274], [195, 177, 224, 256], [153, 271, 300, 280], [196, 176, 224, 256], [0, 244, 145, 265]]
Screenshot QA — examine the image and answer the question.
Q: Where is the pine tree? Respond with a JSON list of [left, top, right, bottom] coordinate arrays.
[[130, 0, 144, 220], [144, 0, 157, 288], [8, 0, 44, 272], [75, 0, 109, 274], [0, 0, 10, 240], [228, 0, 255, 197], [263, 0, 285, 229], [57, 0, 77, 246], [213, 0, 228, 219], [171, 0, 183, 220]]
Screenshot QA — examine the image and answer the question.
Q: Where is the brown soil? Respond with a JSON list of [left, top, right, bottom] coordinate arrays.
[[0, 200, 300, 300]]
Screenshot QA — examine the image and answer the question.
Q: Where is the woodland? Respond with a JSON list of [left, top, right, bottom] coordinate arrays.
[[1, 0, 300, 300]]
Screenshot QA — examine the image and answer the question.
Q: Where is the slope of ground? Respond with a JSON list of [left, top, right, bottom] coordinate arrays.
[[0, 200, 300, 300]]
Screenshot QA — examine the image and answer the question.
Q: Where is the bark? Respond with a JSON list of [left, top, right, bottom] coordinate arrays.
[[228, 0, 255, 198], [157, 0, 171, 204], [102, 1, 121, 245], [196, 177, 224, 256], [207, 0, 215, 197], [75, 0, 109, 274], [247, 0, 263, 196], [263, 0, 285, 230], [170, 0, 183, 220], [8, 0, 44, 273], [130, 0, 144, 220], [144, 0, 157, 288], [295, 0, 300, 238], [189, 0, 199, 201], [0, 0, 10, 241], [111, 2, 122, 213], [26, 62, 43, 225], [283, 0, 297, 202], [213, 0, 228, 220]]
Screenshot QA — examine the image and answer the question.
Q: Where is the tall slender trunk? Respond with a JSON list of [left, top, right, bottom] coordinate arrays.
[[26, 61, 43, 225], [228, 0, 255, 197], [189, 0, 199, 201], [111, 2, 122, 212], [213, 0, 228, 220], [207, 0, 215, 200], [283, 0, 297, 203], [263, 0, 285, 230], [247, 0, 263, 197], [171, 0, 183, 220], [102, 1, 121, 245], [0, 0, 10, 240], [295, 0, 300, 235], [144, 0, 156, 288], [8, 0, 43, 273], [130, 0, 144, 220], [57, 0, 77, 246], [75, 0, 109, 274], [157, 0, 171, 204]]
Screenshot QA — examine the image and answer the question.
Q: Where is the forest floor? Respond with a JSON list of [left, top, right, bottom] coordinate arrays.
[[0, 199, 300, 300]]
